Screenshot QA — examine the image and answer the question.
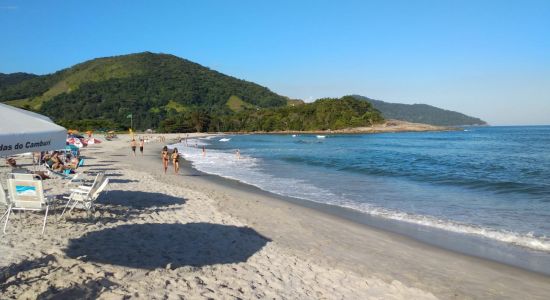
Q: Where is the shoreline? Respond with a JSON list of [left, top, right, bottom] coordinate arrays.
[[140, 136, 550, 298], [221, 119, 459, 135]]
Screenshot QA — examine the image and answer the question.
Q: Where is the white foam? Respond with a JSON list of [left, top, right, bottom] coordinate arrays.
[[170, 139, 550, 253]]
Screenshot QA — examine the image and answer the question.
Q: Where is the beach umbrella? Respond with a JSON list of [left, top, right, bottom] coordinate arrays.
[[67, 137, 86, 148], [85, 138, 102, 145], [0, 103, 67, 156]]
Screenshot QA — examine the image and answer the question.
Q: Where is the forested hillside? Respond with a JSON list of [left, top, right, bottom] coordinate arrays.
[[0, 72, 39, 96], [353, 95, 486, 126], [0, 52, 288, 129], [158, 96, 383, 132]]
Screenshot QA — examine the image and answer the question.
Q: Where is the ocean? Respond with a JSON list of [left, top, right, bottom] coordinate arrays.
[[170, 126, 550, 269]]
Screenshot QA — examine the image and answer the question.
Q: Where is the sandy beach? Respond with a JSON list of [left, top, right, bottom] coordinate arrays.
[[1, 134, 549, 299]]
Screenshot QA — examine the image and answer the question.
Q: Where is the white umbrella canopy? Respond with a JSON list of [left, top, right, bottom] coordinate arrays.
[[0, 103, 67, 156]]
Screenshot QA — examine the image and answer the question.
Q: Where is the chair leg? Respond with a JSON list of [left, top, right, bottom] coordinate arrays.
[[42, 206, 49, 235], [54, 202, 58, 224], [60, 198, 72, 218], [3, 206, 12, 234], [68, 200, 79, 214], [0, 209, 8, 223]]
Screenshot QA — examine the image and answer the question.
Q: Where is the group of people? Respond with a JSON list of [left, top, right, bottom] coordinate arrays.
[[42, 151, 81, 173], [130, 138, 145, 156], [128, 134, 243, 175], [161, 146, 180, 174]]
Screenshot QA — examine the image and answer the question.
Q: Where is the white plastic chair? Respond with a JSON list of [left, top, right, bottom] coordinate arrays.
[[61, 177, 109, 218], [3, 176, 54, 234]]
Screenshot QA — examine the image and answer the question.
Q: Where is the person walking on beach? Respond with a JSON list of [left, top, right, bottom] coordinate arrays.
[[161, 146, 170, 174], [130, 139, 137, 157], [139, 138, 144, 156], [171, 147, 180, 174]]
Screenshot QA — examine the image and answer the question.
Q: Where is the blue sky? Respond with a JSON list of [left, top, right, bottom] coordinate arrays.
[[1, 0, 549, 125]]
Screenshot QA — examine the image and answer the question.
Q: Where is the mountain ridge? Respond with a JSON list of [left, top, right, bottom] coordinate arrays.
[[352, 95, 486, 126]]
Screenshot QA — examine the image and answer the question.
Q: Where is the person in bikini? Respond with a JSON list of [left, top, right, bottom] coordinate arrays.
[[161, 146, 170, 174], [171, 147, 180, 174], [139, 138, 144, 156], [130, 139, 137, 157]]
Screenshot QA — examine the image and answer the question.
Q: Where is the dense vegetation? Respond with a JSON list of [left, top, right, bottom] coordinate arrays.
[[353, 95, 486, 126], [0, 72, 37, 89], [1, 52, 287, 113], [158, 96, 383, 132], [6, 52, 382, 132], [0, 72, 41, 100]]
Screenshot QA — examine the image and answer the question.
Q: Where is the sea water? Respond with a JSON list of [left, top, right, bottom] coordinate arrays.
[[171, 126, 550, 261]]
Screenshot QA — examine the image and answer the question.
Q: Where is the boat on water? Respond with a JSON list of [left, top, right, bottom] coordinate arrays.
[[219, 138, 231, 142], [316, 135, 326, 139]]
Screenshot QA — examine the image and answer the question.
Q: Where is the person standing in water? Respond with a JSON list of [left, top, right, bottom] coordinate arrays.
[[161, 146, 169, 174], [202, 145, 206, 157], [130, 139, 137, 157], [236, 149, 240, 160], [139, 138, 144, 156], [171, 148, 180, 174]]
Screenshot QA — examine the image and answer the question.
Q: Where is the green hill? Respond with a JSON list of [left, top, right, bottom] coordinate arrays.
[[0, 72, 38, 89], [0, 52, 288, 129], [353, 95, 486, 126], [0, 72, 39, 99]]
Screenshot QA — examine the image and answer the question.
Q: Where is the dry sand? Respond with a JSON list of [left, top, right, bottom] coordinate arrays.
[[0, 133, 548, 299]]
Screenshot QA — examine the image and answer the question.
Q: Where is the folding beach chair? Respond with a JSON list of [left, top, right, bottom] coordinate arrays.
[[11, 173, 42, 180], [44, 162, 79, 180], [61, 176, 109, 218], [0, 181, 10, 223], [76, 158, 85, 168], [3, 175, 54, 234], [2, 173, 41, 223], [65, 172, 103, 191]]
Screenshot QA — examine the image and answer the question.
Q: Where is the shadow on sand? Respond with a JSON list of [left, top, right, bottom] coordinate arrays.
[[97, 190, 184, 209], [0, 255, 116, 299], [36, 279, 116, 300], [64, 190, 186, 224], [64, 223, 271, 269], [0, 255, 55, 289], [107, 179, 139, 184]]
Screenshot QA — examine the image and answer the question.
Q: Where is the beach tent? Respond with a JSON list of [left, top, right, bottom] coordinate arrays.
[[0, 103, 67, 156]]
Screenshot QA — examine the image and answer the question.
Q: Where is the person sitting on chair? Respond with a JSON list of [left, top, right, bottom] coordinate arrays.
[[50, 151, 66, 172], [5, 157, 16, 168]]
